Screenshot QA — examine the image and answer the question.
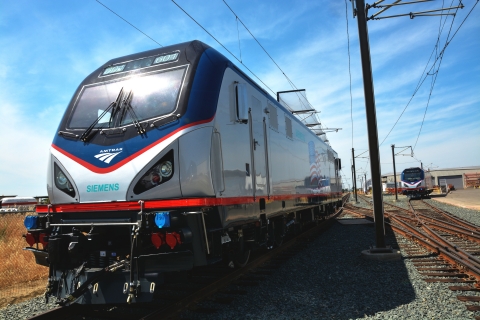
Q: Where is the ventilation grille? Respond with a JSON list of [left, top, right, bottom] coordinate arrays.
[[285, 116, 293, 139], [268, 103, 278, 131]]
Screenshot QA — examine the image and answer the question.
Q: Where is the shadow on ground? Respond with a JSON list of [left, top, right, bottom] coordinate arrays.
[[186, 217, 417, 320]]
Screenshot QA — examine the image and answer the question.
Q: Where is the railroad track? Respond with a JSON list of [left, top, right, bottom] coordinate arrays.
[[348, 195, 480, 319], [28, 195, 349, 320]]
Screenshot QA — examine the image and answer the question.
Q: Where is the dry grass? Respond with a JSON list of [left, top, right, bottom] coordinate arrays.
[[0, 213, 48, 307]]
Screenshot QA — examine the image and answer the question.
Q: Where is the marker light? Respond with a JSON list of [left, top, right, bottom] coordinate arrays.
[[155, 212, 170, 228], [150, 173, 161, 185], [24, 215, 38, 230]]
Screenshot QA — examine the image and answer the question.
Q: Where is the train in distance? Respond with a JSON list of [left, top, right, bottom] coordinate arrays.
[[401, 167, 433, 198], [22, 40, 343, 305], [0, 197, 37, 212]]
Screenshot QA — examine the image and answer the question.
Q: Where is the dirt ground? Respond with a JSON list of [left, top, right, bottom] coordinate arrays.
[[0, 279, 46, 309], [431, 188, 480, 211]]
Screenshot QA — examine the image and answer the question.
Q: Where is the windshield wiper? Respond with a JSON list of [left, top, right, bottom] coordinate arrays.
[[80, 88, 124, 142], [108, 87, 124, 127], [119, 90, 146, 135]]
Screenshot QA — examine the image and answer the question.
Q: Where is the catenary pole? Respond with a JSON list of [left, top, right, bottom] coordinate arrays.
[[365, 173, 367, 193], [391, 144, 398, 200], [355, 0, 386, 248], [352, 148, 358, 202]]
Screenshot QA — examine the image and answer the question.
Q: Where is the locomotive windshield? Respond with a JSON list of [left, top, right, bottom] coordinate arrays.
[[402, 168, 424, 182], [67, 67, 186, 129]]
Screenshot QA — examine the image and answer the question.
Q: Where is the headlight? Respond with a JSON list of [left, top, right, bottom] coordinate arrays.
[[160, 161, 173, 177], [133, 150, 174, 194], [56, 171, 68, 187], [54, 163, 76, 197]]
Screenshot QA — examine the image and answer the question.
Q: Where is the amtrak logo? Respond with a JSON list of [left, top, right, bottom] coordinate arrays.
[[94, 148, 123, 164]]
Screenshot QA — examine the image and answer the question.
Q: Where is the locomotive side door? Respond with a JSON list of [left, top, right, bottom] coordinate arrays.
[[249, 95, 269, 198]]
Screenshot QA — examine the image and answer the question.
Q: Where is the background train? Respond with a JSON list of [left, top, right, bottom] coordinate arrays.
[[401, 167, 433, 198], [23, 40, 342, 305], [0, 197, 37, 212]]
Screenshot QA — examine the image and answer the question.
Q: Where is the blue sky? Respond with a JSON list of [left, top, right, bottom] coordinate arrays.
[[1, 0, 478, 196]]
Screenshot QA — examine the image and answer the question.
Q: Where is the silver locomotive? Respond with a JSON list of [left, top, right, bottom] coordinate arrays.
[[23, 40, 342, 304]]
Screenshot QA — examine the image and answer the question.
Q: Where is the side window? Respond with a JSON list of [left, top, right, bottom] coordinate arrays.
[[235, 82, 248, 123], [285, 115, 293, 139], [268, 103, 278, 131]]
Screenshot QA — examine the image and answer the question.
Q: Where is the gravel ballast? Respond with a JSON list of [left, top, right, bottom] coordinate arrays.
[[2, 196, 480, 320], [180, 196, 480, 319]]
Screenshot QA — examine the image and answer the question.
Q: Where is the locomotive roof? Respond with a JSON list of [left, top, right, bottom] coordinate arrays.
[[103, 40, 208, 68]]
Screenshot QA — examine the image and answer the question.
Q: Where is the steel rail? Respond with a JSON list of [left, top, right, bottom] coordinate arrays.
[[421, 219, 480, 244], [406, 202, 480, 267], [349, 198, 480, 282], [385, 202, 480, 243], [419, 200, 480, 233], [388, 217, 480, 281], [342, 207, 370, 218]]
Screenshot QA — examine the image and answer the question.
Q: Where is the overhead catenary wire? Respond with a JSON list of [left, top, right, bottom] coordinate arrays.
[[95, 0, 163, 47], [344, 0, 355, 152], [236, 17, 242, 63], [380, 0, 455, 147], [412, 0, 460, 151], [379, 0, 478, 147], [171, 0, 276, 96], [221, 0, 337, 141], [221, 0, 315, 111]]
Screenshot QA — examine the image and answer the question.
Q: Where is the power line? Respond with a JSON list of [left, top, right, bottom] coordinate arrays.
[[95, 0, 163, 47], [380, 2, 451, 147], [220, 0, 337, 139], [413, 0, 459, 150], [379, 0, 478, 146], [221, 0, 315, 111], [171, 0, 276, 96], [344, 0, 355, 152]]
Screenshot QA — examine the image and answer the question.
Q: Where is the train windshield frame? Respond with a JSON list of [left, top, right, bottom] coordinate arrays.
[[67, 66, 187, 129], [402, 168, 424, 182]]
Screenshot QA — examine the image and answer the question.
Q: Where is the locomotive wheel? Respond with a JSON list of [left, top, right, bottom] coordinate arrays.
[[233, 248, 251, 268]]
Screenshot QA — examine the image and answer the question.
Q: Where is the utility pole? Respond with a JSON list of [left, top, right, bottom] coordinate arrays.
[[351, 164, 355, 193], [391, 144, 398, 201], [355, 0, 386, 249], [365, 173, 367, 193], [352, 0, 463, 259], [360, 175, 364, 193], [352, 148, 358, 202], [391, 145, 413, 201]]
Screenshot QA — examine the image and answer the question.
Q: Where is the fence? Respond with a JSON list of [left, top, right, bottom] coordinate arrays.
[[465, 173, 480, 188], [0, 209, 48, 308]]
